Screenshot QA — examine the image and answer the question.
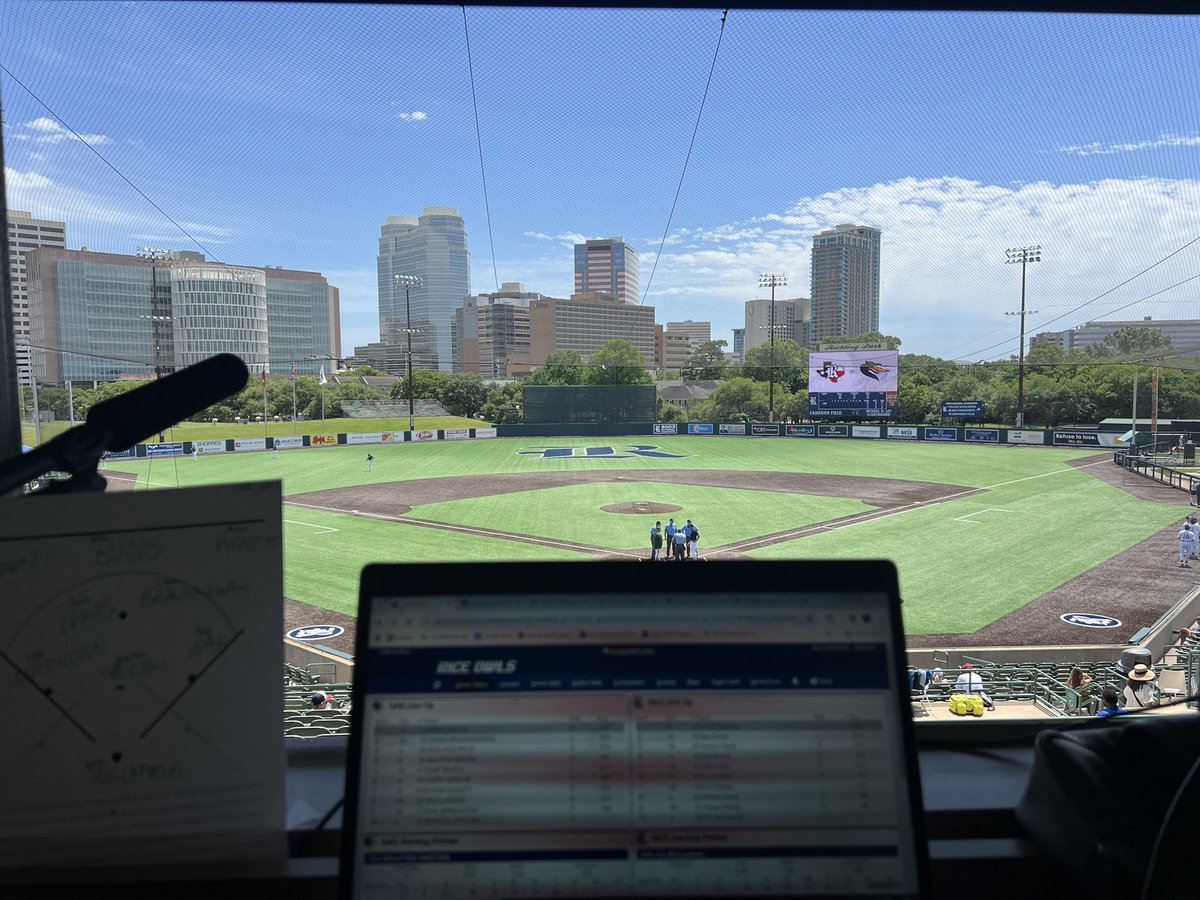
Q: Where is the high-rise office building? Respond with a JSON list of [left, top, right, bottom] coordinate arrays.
[[809, 224, 881, 345], [731, 328, 745, 361], [452, 283, 538, 377], [666, 320, 711, 346], [6, 210, 66, 384], [654, 325, 692, 374], [573, 237, 639, 305], [377, 207, 471, 372], [1061, 317, 1200, 356], [528, 292, 655, 369], [743, 298, 808, 353], [26, 247, 338, 382]]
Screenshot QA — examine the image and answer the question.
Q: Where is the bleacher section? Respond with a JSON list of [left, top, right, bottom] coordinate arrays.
[[283, 663, 352, 737]]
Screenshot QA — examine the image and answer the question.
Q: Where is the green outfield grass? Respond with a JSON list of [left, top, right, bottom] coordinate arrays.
[[20, 414, 484, 447], [103, 436, 1182, 633]]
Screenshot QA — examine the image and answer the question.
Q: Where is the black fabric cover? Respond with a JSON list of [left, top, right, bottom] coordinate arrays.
[[1015, 713, 1200, 898]]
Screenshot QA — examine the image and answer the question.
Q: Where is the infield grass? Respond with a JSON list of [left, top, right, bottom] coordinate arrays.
[[103, 436, 1183, 633]]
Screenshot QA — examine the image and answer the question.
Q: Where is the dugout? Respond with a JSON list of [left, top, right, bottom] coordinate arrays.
[[522, 384, 656, 424]]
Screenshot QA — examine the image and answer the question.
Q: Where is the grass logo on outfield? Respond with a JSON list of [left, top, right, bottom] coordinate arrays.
[[518, 444, 687, 460]]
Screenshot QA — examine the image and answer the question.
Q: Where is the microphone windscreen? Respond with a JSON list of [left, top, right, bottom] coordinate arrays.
[[86, 353, 250, 450]]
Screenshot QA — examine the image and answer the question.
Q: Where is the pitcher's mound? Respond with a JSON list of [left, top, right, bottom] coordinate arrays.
[[602, 501, 682, 515]]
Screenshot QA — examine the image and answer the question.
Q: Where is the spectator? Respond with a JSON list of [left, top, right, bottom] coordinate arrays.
[[954, 663, 983, 692], [931, 667, 946, 685], [1096, 688, 1126, 717], [310, 690, 337, 710], [1123, 663, 1158, 709], [1065, 666, 1093, 690]]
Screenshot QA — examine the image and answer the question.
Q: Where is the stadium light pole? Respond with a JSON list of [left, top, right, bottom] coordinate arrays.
[[1004, 245, 1042, 428], [394, 274, 422, 433], [758, 273, 787, 423]]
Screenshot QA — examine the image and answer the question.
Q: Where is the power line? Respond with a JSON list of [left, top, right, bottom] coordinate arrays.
[[640, 8, 729, 306], [462, 6, 499, 293]]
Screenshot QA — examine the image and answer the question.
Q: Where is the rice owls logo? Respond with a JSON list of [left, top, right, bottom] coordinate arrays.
[[817, 360, 846, 383]]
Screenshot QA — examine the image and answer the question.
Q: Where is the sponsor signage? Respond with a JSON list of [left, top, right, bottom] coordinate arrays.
[[719, 423, 747, 435], [1053, 430, 1102, 447], [310, 434, 337, 445], [233, 437, 267, 452], [286, 625, 347, 642], [653, 423, 679, 435], [786, 425, 816, 437], [412, 430, 439, 442], [887, 426, 918, 440], [942, 400, 983, 418], [474, 427, 497, 439], [923, 427, 958, 442], [193, 439, 226, 455], [273, 435, 303, 450], [964, 428, 1000, 444], [688, 423, 714, 435], [146, 442, 184, 456], [103, 447, 136, 459], [818, 425, 849, 438], [852, 425, 881, 439], [445, 428, 470, 440], [1007, 429, 1047, 446], [750, 424, 781, 436], [347, 432, 383, 445], [1059, 613, 1121, 629]]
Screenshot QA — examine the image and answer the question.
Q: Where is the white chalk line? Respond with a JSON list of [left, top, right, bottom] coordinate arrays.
[[284, 499, 642, 560], [721, 459, 1111, 554], [953, 508, 1015, 524], [284, 519, 338, 534]]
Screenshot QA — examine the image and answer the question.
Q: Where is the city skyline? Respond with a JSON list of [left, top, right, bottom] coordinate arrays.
[[3, 4, 1200, 362]]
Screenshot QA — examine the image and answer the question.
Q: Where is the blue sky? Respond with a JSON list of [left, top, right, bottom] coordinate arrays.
[[4, 2, 1200, 361]]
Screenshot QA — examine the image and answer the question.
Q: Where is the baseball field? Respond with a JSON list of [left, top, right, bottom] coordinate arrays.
[[102, 435, 1191, 649]]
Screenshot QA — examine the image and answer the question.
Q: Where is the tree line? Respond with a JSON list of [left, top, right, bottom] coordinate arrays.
[[20, 327, 1199, 428]]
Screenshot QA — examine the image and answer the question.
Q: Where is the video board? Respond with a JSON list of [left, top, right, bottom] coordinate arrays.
[[808, 349, 899, 419]]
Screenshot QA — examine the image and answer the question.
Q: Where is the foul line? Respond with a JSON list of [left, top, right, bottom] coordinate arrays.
[[954, 508, 1015, 524], [284, 499, 643, 560], [283, 519, 338, 534], [719, 459, 1111, 555]]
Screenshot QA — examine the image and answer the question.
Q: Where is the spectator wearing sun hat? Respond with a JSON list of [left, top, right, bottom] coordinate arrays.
[[1122, 664, 1158, 709]]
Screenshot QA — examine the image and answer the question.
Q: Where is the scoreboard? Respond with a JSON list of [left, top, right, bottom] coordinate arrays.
[[807, 349, 899, 419], [808, 390, 897, 418]]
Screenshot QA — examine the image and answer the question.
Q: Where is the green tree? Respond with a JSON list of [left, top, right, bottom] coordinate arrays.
[[695, 377, 769, 422], [741, 339, 807, 394], [586, 339, 652, 385], [438, 373, 489, 418], [655, 398, 687, 423], [681, 339, 729, 381], [341, 364, 387, 378], [479, 381, 522, 423], [1093, 326, 1172, 357], [390, 369, 450, 402], [524, 349, 586, 385]]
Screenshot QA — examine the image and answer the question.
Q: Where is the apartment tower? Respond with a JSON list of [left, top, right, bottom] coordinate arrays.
[[6, 210, 66, 383], [809, 224, 881, 344]]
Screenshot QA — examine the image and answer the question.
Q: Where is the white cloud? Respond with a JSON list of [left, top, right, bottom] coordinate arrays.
[[396, 111, 427, 122], [641, 175, 1200, 359], [1057, 133, 1200, 156], [16, 116, 111, 146]]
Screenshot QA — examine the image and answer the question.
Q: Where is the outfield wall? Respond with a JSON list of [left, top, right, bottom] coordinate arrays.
[[103, 422, 1126, 459]]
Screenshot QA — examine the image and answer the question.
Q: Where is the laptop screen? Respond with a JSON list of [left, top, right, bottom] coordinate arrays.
[[342, 561, 927, 899]]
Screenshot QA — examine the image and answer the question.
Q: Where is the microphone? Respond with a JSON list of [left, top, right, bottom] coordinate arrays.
[[87, 353, 249, 450], [0, 353, 249, 497]]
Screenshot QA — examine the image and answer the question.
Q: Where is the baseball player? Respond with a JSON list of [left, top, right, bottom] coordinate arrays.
[[1178, 523, 1195, 568]]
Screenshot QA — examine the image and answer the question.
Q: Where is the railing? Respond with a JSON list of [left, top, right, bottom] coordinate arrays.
[[1113, 450, 1197, 494]]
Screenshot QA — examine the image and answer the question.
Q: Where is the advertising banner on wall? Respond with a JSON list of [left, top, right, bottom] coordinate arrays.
[[887, 426, 918, 440], [1053, 431, 1102, 446], [233, 437, 267, 452], [273, 436, 303, 450], [852, 425, 881, 439], [923, 427, 958, 442], [688, 423, 714, 434], [719, 423, 747, 435], [310, 434, 337, 445], [146, 442, 184, 456], [346, 432, 382, 445], [103, 447, 137, 459], [750, 424, 781, 436], [653, 423, 678, 435], [444, 428, 470, 440], [965, 428, 1000, 443], [818, 425, 849, 437], [411, 429, 439, 442], [786, 425, 816, 437], [474, 427, 498, 439], [1007, 430, 1048, 446], [193, 439, 226, 455]]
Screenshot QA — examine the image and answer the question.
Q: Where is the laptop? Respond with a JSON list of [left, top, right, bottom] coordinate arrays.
[[341, 560, 929, 899]]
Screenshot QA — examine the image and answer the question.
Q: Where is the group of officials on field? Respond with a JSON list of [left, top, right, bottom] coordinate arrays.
[[649, 518, 700, 561]]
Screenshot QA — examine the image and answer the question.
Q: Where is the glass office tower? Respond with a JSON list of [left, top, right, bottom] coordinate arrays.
[[377, 207, 471, 372]]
